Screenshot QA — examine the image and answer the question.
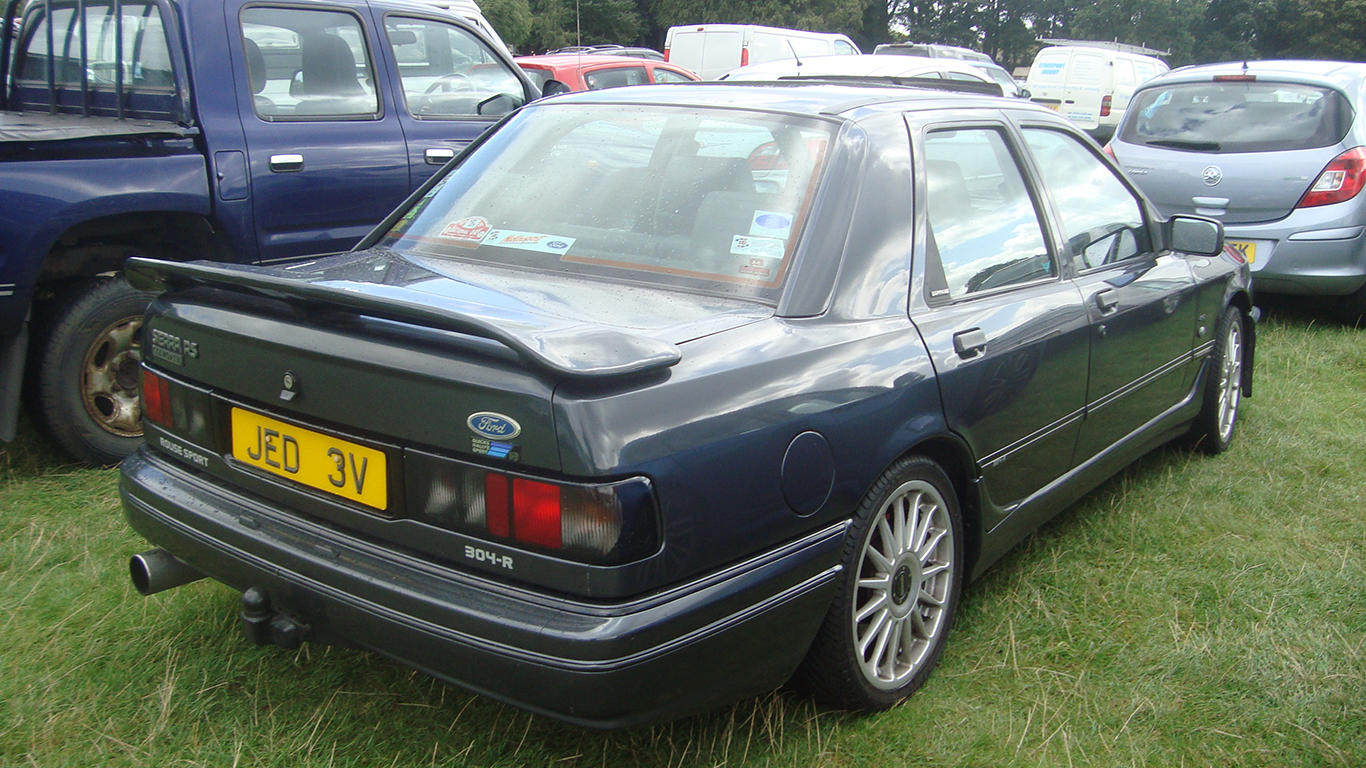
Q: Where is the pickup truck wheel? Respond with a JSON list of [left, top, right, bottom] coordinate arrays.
[[795, 456, 964, 710], [30, 275, 159, 466]]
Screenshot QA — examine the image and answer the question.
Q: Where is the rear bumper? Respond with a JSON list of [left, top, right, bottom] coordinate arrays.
[[1225, 208, 1366, 296], [119, 448, 843, 728]]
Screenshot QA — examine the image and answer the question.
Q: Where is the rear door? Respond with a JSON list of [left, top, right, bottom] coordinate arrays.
[[909, 119, 1090, 518], [232, 1, 409, 262], [1020, 125, 1198, 461]]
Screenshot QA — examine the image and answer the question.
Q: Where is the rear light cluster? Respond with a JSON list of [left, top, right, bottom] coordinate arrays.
[[141, 367, 214, 445], [1099, 94, 1112, 118], [406, 449, 659, 565], [1297, 147, 1366, 209]]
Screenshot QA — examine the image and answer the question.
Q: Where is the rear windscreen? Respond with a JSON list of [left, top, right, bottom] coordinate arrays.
[[380, 103, 836, 302], [1119, 81, 1353, 153]]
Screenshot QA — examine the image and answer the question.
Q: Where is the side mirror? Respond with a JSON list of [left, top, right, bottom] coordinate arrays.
[[1167, 215, 1223, 257], [1018, 87, 1031, 99], [476, 92, 520, 115], [390, 30, 418, 46]]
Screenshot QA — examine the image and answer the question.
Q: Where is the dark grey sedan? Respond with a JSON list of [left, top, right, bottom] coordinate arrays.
[[119, 81, 1253, 727]]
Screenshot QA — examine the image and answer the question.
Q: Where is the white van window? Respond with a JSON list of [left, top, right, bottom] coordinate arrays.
[[1070, 53, 1105, 84], [834, 39, 857, 55], [1114, 59, 1135, 86]]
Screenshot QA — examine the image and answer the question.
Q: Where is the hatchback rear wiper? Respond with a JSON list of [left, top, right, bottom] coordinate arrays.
[[1144, 139, 1221, 151]]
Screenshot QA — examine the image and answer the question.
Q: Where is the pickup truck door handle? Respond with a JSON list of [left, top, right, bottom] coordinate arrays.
[[952, 328, 987, 359], [269, 154, 304, 173], [424, 147, 456, 165], [1096, 289, 1120, 313]]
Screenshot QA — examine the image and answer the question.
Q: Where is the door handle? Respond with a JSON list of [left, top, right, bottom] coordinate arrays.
[[952, 328, 987, 359], [269, 153, 304, 173], [424, 147, 456, 165], [1096, 289, 1119, 313]]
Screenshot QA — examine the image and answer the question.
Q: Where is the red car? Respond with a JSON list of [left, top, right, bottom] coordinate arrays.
[[515, 54, 700, 95]]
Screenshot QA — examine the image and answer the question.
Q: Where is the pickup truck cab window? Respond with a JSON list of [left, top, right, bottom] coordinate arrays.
[[922, 127, 1053, 300], [13, 0, 174, 113], [384, 16, 525, 118], [241, 6, 379, 119]]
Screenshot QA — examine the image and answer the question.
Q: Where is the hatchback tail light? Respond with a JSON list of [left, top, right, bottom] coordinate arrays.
[[142, 367, 172, 428], [1102, 142, 1116, 160], [140, 365, 218, 447], [1099, 95, 1112, 117], [407, 450, 659, 565], [1297, 146, 1366, 209]]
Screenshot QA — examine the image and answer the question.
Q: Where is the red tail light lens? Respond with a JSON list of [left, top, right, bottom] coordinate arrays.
[[407, 451, 659, 565], [1297, 146, 1366, 209], [663, 47, 670, 62], [1102, 142, 1116, 160], [741, 47, 749, 67], [1099, 95, 1112, 117], [141, 367, 172, 428]]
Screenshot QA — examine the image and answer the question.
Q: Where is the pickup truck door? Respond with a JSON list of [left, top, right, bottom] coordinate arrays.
[[231, 2, 409, 262], [370, 11, 533, 189], [1018, 126, 1198, 462]]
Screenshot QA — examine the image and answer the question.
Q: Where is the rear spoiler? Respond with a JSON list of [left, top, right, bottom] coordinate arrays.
[[125, 257, 682, 380]]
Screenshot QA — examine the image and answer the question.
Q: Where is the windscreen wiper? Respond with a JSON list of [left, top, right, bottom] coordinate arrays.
[[1145, 139, 1221, 151]]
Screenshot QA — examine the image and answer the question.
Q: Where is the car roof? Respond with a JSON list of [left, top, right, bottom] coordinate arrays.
[[719, 54, 991, 82], [537, 81, 1050, 121], [515, 54, 680, 70], [1148, 59, 1366, 95]]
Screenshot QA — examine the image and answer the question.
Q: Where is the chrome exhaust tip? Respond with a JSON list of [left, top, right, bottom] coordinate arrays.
[[129, 548, 205, 596]]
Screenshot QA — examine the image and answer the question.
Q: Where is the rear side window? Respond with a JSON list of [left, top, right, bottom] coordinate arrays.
[[585, 66, 647, 90], [922, 127, 1053, 300], [242, 7, 379, 119], [1121, 82, 1353, 153]]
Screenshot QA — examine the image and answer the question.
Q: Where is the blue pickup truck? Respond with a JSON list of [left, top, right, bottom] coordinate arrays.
[[0, 0, 536, 464]]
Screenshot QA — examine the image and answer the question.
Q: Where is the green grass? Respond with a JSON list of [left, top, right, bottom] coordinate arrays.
[[2, 304, 1363, 767]]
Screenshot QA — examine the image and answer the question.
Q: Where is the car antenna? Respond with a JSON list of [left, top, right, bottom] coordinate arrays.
[[788, 40, 803, 68]]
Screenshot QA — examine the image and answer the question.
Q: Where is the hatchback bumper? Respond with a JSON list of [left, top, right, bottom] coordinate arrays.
[[1226, 206, 1366, 296], [120, 448, 843, 728]]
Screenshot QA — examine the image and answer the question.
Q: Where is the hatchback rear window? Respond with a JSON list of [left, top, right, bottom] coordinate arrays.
[[381, 103, 836, 302], [1120, 81, 1353, 153]]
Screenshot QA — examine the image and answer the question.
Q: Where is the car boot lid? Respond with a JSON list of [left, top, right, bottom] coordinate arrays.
[[126, 252, 771, 380]]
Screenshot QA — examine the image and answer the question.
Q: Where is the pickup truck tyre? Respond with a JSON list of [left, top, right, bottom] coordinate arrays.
[[29, 275, 159, 466]]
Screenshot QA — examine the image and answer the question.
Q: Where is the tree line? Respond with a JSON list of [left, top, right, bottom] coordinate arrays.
[[478, 0, 1366, 69]]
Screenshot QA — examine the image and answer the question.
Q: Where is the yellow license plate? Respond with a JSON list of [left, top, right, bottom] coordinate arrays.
[[231, 407, 387, 511], [1043, 103, 1060, 111], [1227, 240, 1256, 263]]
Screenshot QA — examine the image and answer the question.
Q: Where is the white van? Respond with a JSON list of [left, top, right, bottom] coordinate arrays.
[[664, 24, 860, 80], [1025, 41, 1168, 140]]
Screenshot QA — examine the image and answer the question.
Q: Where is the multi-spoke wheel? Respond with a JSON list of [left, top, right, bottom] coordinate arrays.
[[797, 456, 964, 710], [30, 275, 159, 466], [1188, 306, 1246, 455]]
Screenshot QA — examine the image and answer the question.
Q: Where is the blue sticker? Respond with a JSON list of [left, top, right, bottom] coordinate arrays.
[[750, 210, 793, 239]]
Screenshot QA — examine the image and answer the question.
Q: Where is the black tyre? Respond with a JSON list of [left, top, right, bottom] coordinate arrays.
[[29, 275, 159, 466], [796, 456, 965, 710], [1188, 306, 1245, 455]]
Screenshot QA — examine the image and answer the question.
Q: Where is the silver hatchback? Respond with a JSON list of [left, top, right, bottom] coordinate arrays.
[[1108, 60, 1366, 322]]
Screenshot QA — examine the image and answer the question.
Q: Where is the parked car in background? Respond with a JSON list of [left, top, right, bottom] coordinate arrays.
[[1026, 40, 1169, 140], [516, 54, 699, 94], [1108, 60, 1366, 323], [719, 54, 998, 94], [403, 0, 511, 53], [548, 44, 664, 60], [0, 0, 535, 465], [664, 24, 860, 79], [121, 79, 1253, 728], [873, 42, 993, 62]]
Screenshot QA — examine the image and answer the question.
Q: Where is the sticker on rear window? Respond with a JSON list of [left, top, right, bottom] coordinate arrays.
[[750, 210, 793, 239], [731, 235, 785, 260], [738, 258, 772, 278], [438, 216, 492, 247], [483, 230, 575, 255]]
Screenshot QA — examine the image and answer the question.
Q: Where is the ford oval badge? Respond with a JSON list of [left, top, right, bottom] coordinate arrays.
[[467, 412, 521, 440]]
